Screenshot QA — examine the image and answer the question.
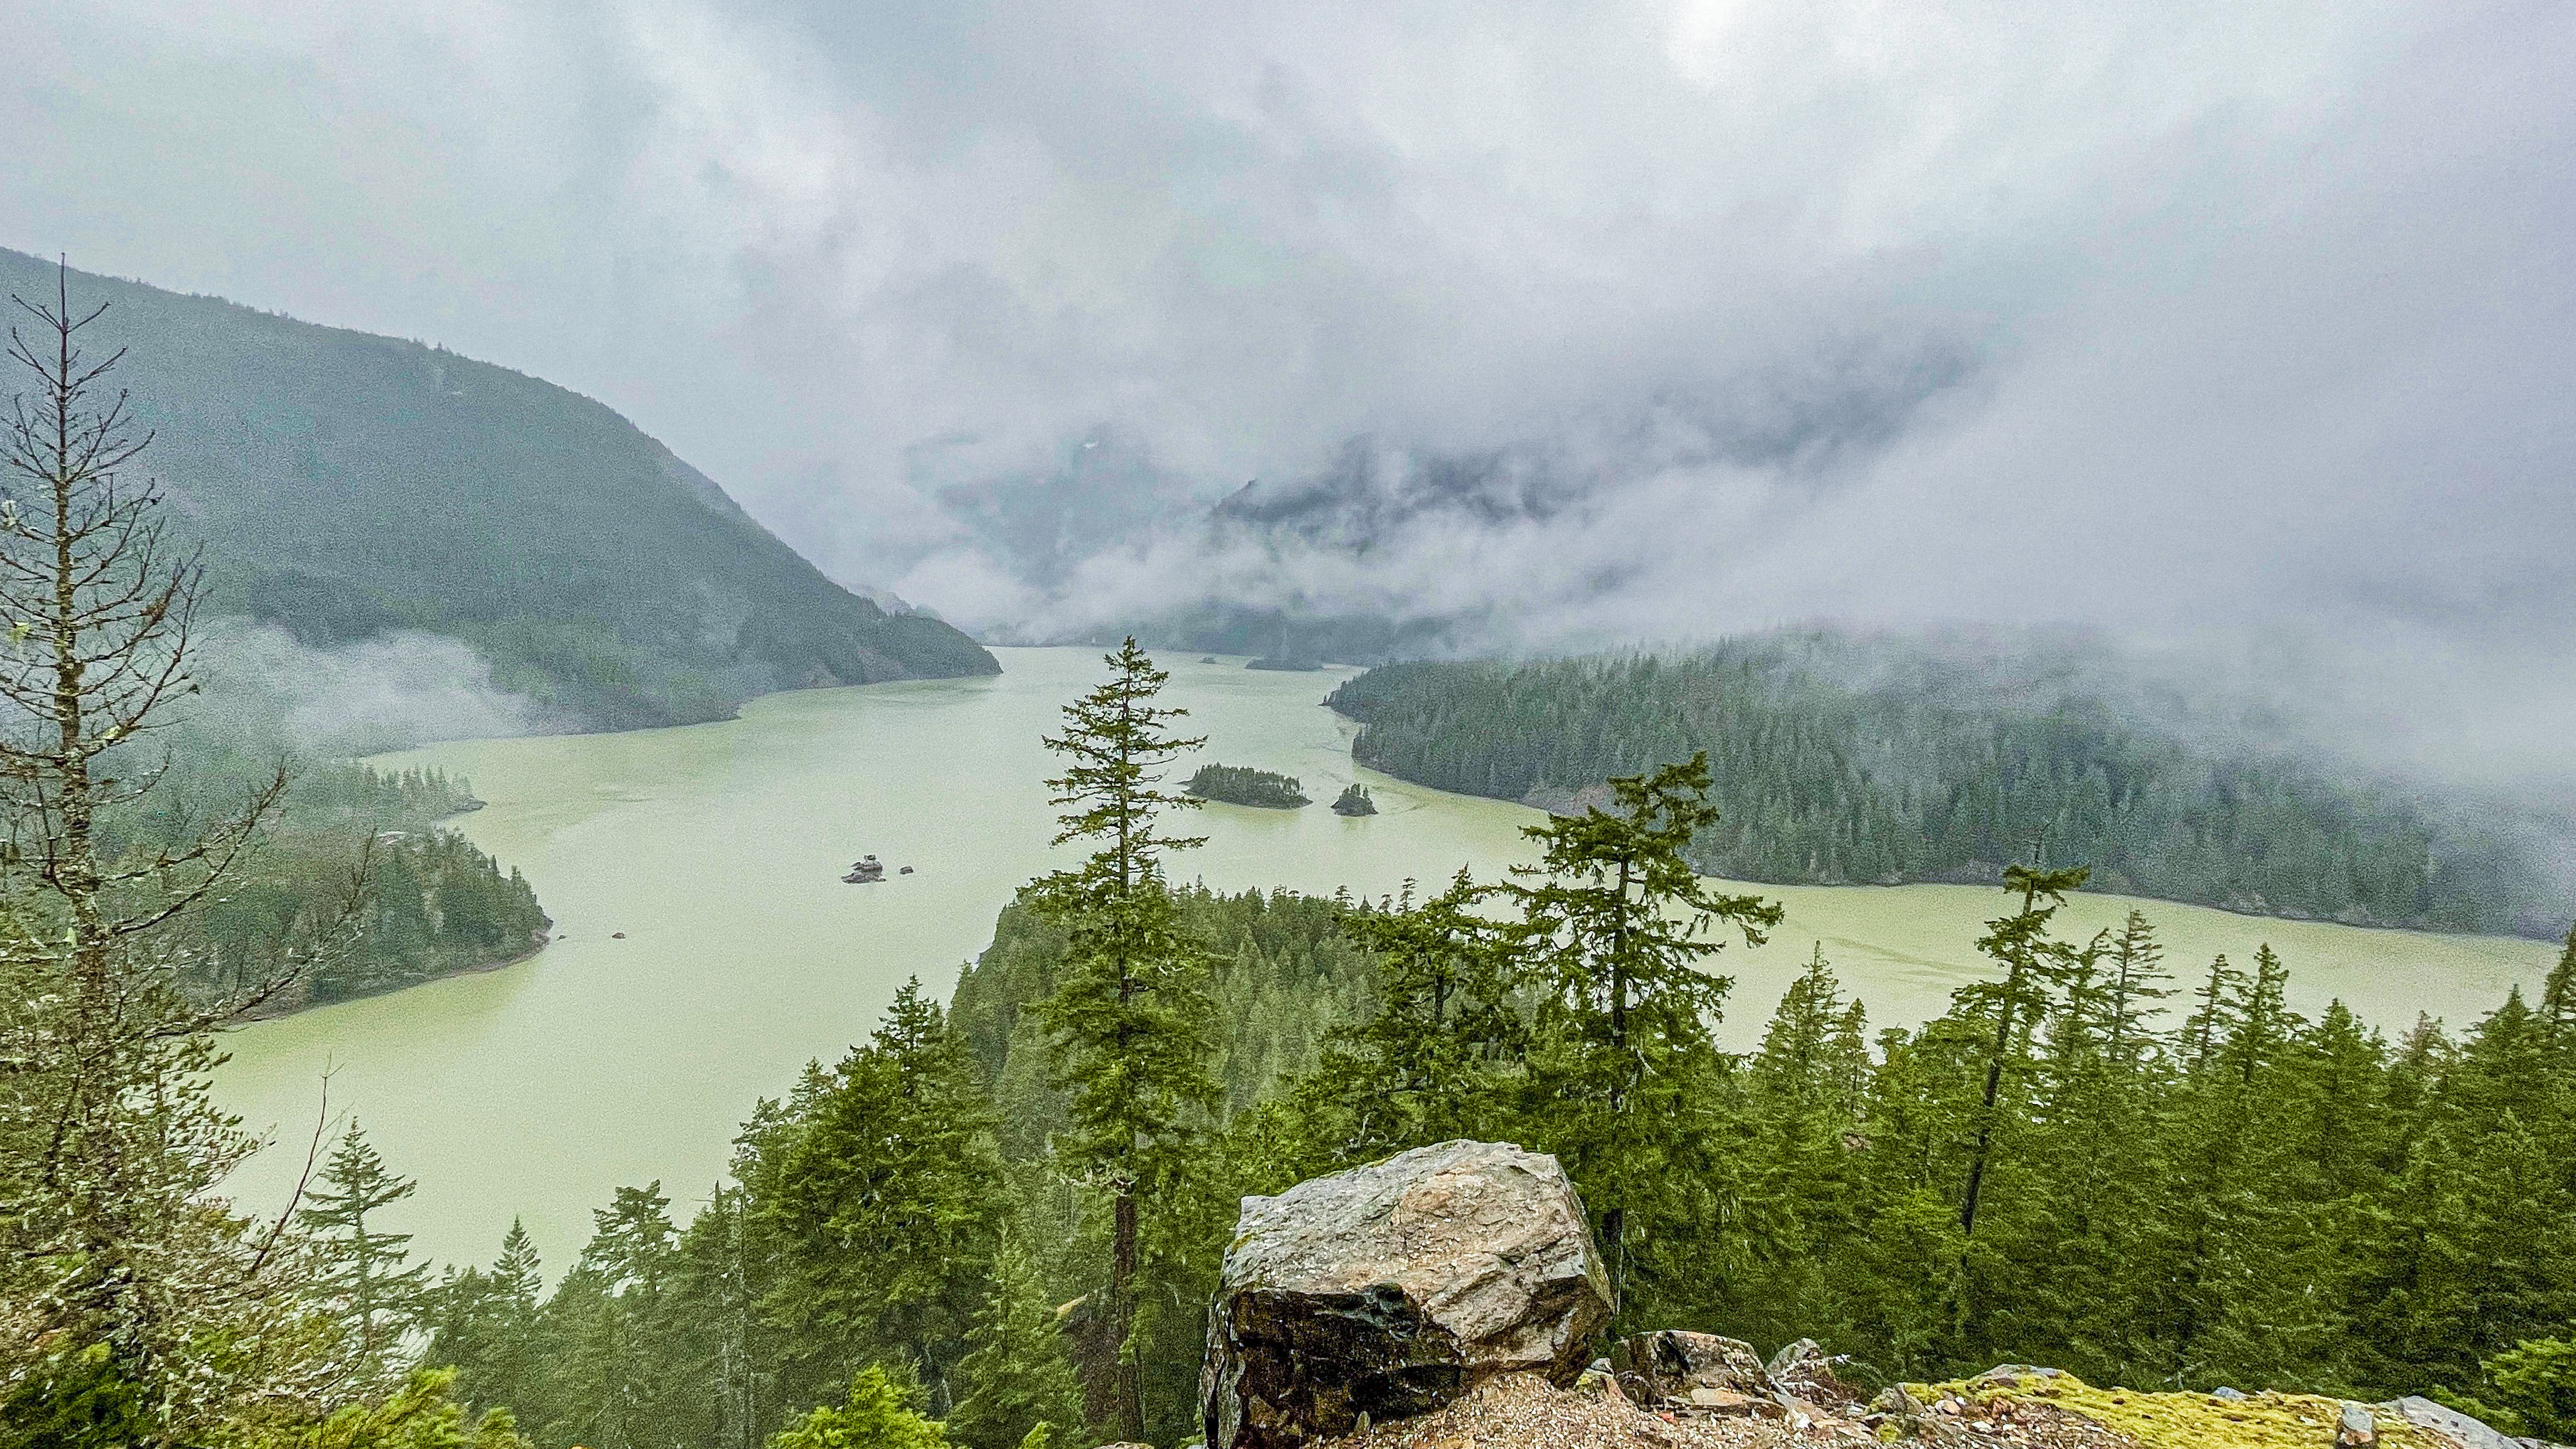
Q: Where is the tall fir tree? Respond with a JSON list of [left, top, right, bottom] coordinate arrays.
[[1944, 863, 2097, 1362], [426, 1220, 546, 1428], [1718, 945, 1875, 1350], [1024, 639, 1218, 1441], [2183, 952, 2252, 1071], [1956, 863, 2094, 1250], [2099, 908, 2174, 1067], [770, 1365, 947, 1449], [2538, 923, 2574, 1049], [1997, 933, 2168, 1379], [1276, 869, 1518, 1167], [542, 1183, 687, 1449], [2135, 943, 2331, 1390], [750, 980, 1007, 1416], [1504, 750, 1779, 1316], [297, 1122, 433, 1360], [2285, 1001, 2397, 1202]]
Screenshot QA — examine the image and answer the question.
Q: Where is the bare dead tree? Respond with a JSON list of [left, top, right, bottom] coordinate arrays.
[[0, 261, 372, 1443]]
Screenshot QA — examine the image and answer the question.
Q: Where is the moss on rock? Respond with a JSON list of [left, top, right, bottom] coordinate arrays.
[[1905, 1375, 2429, 1449]]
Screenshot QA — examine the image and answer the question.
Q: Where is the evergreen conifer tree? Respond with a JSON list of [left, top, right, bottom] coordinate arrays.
[[298, 1121, 433, 1359], [426, 1220, 545, 1428], [2099, 909, 2173, 1066], [1024, 639, 1218, 1440], [1503, 751, 1779, 1313], [1935, 861, 2096, 1364], [752, 980, 1007, 1415], [2135, 942, 2333, 1389], [546, 1184, 686, 1449], [2543, 925, 2576, 1047], [2183, 953, 2251, 1071], [771, 1364, 947, 1449], [1955, 864, 2091, 1246], [2285, 1002, 2397, 1201], [1721, 945, 1874, 1348], [1285, 869, 1516, 1162], [946, 1231, 1084, 1449]]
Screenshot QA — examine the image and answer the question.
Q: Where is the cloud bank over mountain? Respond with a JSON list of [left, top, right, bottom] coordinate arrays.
[[6, 0, 2572, 780]]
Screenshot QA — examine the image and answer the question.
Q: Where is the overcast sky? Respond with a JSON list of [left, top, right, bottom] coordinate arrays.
[[5, 0, 2572, 775]]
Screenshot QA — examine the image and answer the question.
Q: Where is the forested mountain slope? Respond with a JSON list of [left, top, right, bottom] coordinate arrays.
[[1327, 635, 2560, 936], [0, 250, 996, 730]]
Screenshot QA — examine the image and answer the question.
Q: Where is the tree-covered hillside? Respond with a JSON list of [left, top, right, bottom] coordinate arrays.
[[154, 763, 551, 1013], [0, 250, 997, 730], [1326, 637, 2557, 936]]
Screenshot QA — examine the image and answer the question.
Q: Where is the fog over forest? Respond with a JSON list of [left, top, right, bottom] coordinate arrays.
[[6, 0, 2571, 799]]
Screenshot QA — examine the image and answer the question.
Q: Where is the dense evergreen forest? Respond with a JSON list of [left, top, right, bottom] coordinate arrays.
[[169, 763, 548, 1012], [373, 651, 2576, 1449], [0, 249, 995, 731], [106, 689, 551, 1012], [1326, 639, 2560, 937]]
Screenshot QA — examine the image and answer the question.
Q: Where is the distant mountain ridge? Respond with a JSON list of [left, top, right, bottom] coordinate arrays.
[[0, 249, 996, 731]]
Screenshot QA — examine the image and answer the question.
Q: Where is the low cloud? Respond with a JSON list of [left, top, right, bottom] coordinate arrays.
[[4, 0, 2570, 791], [195, 622, 554, 757]]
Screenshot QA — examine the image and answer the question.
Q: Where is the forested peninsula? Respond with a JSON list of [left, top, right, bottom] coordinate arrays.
[[1326, 639, 2560, 937], [176, 765, 549, 1014]]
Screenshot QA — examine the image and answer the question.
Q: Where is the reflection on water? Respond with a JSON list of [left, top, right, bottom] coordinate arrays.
[[213, 648, 2555, 1273]]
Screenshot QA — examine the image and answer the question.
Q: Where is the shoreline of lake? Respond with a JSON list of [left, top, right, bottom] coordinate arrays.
[[208, 648, 2561, 1275]]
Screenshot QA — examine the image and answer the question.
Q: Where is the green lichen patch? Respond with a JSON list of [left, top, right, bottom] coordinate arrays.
[[1904, 1376, 2427, 1449]]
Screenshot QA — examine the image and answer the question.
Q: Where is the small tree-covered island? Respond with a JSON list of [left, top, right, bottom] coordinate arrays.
[[1185, 764, 1311, 809]]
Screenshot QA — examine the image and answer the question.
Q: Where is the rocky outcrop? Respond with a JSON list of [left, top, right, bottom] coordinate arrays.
[[1882, 1371, 2540, 1449], [1200, 1140, 1613, 1449], [2378, 1396, 2572, 1449], [1198, 1149, 2548, 1449], [1606, 1330, 1770, 1406], [1766, 1337, 1855, 1404]]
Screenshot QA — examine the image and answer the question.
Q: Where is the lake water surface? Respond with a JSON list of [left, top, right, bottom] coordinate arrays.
[[211, 647, 2558, 1275]]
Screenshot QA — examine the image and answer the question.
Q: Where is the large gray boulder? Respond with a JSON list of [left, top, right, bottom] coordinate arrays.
[[1200, 1140, 1614, 1449]]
